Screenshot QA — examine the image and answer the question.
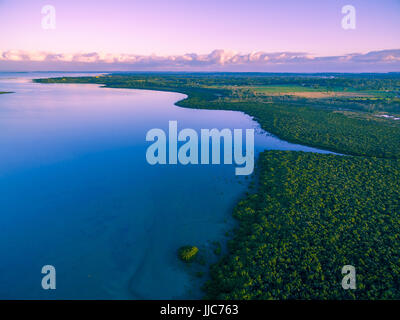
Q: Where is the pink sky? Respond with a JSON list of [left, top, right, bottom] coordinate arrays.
[[0, 0, 399, 71]]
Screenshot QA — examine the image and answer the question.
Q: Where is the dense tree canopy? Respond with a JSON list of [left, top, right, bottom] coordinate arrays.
[[205, 152, 400, 299]]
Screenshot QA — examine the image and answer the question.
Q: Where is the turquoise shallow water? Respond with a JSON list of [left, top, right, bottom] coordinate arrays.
[[0, 72, 332, 299]]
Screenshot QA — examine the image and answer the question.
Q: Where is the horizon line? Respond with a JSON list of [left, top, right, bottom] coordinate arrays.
[[2, 71, 400, 75]]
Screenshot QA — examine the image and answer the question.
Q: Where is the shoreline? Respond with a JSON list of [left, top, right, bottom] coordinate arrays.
[[33, 76, 380, 158], [31, 77, 340, 296], [2, 77, 257, 299], [30, 77, 289, 299], [31, 74, 400, 299]]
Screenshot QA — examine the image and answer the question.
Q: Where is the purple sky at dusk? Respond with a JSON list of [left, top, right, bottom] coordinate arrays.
[[0, 0, 399, 71]]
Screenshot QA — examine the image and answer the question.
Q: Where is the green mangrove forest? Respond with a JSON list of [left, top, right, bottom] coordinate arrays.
[[36, 73, 400, 299]]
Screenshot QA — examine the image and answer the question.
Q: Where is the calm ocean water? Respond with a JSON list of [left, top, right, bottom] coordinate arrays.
[[0, 72, 331, 299]]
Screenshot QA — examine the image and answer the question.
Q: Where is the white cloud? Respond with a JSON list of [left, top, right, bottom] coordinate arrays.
[[1, 49, 400, 72]]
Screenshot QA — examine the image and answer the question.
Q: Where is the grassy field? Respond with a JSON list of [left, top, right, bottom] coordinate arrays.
[[248, 84, 321, 93], [205, 84, 321, 92], [248, 85, 378, 98], [208, 84, 385, 98]]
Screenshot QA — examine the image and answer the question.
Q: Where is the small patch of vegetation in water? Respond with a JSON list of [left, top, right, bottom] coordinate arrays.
[[178, 246, 199, 262]]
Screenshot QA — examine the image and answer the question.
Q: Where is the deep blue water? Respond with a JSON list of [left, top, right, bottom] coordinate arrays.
[[0, 72, 332, 299]]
